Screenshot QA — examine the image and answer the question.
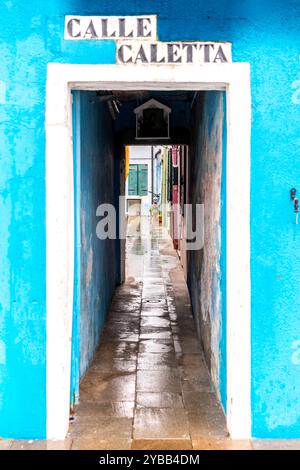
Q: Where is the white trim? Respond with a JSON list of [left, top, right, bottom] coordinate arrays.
[[46, 63, 251, 439], [225, 74, 251, 439]]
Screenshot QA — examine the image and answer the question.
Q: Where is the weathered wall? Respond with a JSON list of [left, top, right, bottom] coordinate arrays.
[[188, 91, 226, 405], [76, 92, 118, 378], [1, 0, 300, 438]]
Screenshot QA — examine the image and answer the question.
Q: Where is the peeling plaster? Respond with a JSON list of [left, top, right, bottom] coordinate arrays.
[[76, 92, 118, 379], [188, 91, 224, 396]]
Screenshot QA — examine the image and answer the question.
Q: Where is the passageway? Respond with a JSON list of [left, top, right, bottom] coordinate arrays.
[[68, 225, 229, 450], [4, 87, 256, 450], [64, 88, 237, 450]]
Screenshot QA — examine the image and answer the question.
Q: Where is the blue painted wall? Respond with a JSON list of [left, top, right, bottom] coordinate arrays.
[[70, 90, 81, 406], [219, 93, 227, 413], [75, 92, 118, 379], [188, 91, 226, 405], [1, 0, 300, 438]]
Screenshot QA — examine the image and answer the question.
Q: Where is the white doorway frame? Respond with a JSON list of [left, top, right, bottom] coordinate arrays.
[[45, 63, 251, 440]]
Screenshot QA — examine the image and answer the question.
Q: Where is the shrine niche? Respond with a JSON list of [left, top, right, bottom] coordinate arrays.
[[134, 99, 171, 139]]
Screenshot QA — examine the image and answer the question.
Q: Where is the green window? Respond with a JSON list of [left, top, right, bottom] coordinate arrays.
[[128, 164, 148, 196]]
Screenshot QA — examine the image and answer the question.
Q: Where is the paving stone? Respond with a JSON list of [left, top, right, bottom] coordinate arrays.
[[179, 366, 211, 384], [181, 378, 215, 395], [134, 408, 190, 440], [140, 307, 169, 317], [137, 352, 177, 370], [88, 359, 136, 373], [137, 370, 181, 393], [104, 322, 140, 333], [72, 438, 132, 450], [69, 417, 133, 440], [192, 438, 252, 450], [182, 391, 225, 415], [108, 310, 141, 318], [94, 341, 138, 360], [174, 338, 202, 354], [176, 353, 207, 369], [141, 317, 170, 328], [132, 439, 192, 450], [74, 401, 135, 419], [140, 328, 172, 340], [80, 371, 136, 402], [143, 287, 165, 296], [100, 329, 140, 342], [187, 410, 229, 439], [142, 300, 168, 309], [136, 392, 184, 408], [139, 339, 174, 354], [142, 277, 164, 284]]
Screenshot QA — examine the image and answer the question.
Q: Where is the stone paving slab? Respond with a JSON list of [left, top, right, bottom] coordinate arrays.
[[133, 408, 190, 440]]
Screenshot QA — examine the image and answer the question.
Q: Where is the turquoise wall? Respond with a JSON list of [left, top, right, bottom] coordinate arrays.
[[220, 93, 227, 412], [76, 92, 118, 380], [188, 91, 226, 406], [1, 0, 300, 438]]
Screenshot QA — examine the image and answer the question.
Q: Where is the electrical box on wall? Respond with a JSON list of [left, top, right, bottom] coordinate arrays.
[[134, 99, 171, 140]]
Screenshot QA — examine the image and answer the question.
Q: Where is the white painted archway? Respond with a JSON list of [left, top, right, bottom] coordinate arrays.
[[45, 63, 251, 440]]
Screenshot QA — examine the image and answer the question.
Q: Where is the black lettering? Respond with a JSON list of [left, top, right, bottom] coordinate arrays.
[[214, 45, 228, 63], [204, 44, 214, 62], [137, 18, 152, 38], [117, 44, 133, 63], [182, 43, 198, 63], [84, 20, 98, 39], [101, 18, 116, 37], [119, 18, 134, 38], [67, 19, 81, 38], [135, 45, 148, 63], [101, 19, 108, 37], [150, 44, 165, 63], [167, 44, 182, 63]]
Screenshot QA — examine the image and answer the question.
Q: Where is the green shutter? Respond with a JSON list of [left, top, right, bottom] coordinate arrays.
[[128, 164, 148, 196], [138, 164, 148, 196], [128, 164, 138, 195]]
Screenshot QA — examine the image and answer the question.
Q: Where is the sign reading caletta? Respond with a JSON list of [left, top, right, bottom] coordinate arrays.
[[64, 15, 232, 64]]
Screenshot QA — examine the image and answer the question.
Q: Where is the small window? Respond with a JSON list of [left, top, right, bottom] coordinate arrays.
[[128, 164, 148, 197]]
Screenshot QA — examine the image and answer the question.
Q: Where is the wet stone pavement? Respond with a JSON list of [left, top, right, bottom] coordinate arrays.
[[67, 227, 243, 450], [4, 225, 300, 450]]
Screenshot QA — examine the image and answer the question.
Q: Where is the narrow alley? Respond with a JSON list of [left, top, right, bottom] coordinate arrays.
[[66, 226, 242, 450]]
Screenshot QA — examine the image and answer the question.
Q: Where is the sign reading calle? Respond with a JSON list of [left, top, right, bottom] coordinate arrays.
[[65, 15, 157, 40], [64, 15, 232, 65]]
